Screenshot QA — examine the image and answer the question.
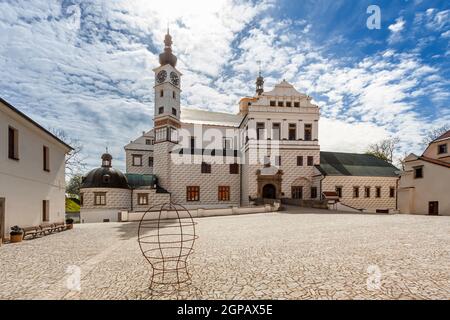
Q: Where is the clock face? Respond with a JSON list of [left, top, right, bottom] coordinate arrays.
[[170, 72, 180, 86], [156, 70, 167, 83]]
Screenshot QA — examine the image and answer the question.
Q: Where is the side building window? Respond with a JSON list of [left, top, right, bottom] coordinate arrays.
[[364, 186, 371, 198], [230, 163, 239, 174], [8, 126, 19, 160], [307, 156, 314, 166], [149, 157, 154, 167], [43, 146, 50, 171], [389, 187, 395, 198], [310, 187, 317, 199], [414, 166, 423, 179], [292, 186, 303, 199], [42, 200, 50, 222], [375, 187, 381, 198], [304, 124, 312, 141], [187, 186, 200, 201], [201, 162, 211, 174], [297, 156, 303, 166], [335, 186, 343, 198]]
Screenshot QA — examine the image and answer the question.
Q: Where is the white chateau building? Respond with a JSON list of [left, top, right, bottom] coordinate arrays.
[[80, 32, 399, 222]]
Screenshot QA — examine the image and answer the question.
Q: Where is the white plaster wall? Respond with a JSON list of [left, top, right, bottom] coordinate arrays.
[[398, 159, 450, 215], [0, 103, 68, 236]]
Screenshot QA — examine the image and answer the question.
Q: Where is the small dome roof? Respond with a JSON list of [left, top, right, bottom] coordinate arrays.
[[81, 153, 130, 189]]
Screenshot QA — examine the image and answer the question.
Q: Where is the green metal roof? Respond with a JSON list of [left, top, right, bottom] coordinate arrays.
[[125, 174, 157, 188], [317, 152, 399, 177]]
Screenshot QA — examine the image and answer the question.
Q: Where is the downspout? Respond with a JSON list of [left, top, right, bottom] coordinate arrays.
[[130, 188, 134, 212]]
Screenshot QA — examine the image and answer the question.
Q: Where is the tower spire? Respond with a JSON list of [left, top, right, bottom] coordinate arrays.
[[256, 61, 264, 96], [159, 28, 177, 67]]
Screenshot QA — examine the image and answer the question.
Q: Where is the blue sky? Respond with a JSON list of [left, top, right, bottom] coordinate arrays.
[[0, 0, 449, 171]]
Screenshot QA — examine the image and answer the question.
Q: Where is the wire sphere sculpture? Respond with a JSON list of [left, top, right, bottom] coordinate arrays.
[[138, 202, 198, 293]]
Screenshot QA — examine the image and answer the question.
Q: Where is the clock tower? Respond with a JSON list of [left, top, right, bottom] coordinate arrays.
[[152, 30, 182, 190]]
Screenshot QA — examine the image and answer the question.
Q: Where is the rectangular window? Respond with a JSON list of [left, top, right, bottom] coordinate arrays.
[[172, 108, 177, 116], [218, 186, 230, 201], [138, 193, 148, 205], [438, 143, 447, 154], [286, 101, 292, 107], [270, 100, 276, 106], [223, 137, 232, 150], [414, 166, 423, 179], [80, 193, 84, 206], [132, 154, 143, 166], [94, 192, 106, 206], [311, 187, 318, 199], [186, 186, 200, 201], [353, 187, 360, 198], [160, 90, 163, 97], [272, 123, 280, 140], [145, 139, 154, 145], [173, 91, 176, 99], [304, 124, 312, 141], [42, 200, 50, 222], [278, 101, 283, 107], [294, 102, 300, 107], [364, 186, 371, 198], [335, 186, 343, 198], [201, 162, 211, 174], [375, 187, 381, 198], [307, 156, 314, 166], [256, 122, 265, 140], [389, 187, 395, 198], [275, 156, 281, 166], [8, 126, 19, 160], [263, 156, 270, 166], [297, 156, 303, 166], [158, 106, 164, 114], [230, 163, 239, 174], [292, 186, 303, 199], [288, 124, 296, 141], [149, 157, 154, 167], [43, 146, 50, 172], [155, 127, 166, 141]]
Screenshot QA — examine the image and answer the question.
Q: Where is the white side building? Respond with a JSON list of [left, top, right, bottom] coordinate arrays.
[[0, 98, 72, 241], [398, 130, 450, 215]]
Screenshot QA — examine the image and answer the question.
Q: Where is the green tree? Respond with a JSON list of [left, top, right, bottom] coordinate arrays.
[[66, 174, 83, 198]]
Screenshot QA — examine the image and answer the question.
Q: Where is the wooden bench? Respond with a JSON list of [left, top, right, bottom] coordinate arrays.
[[22, 226, 40, 239], [39, 223, 54, 235], [53, 222, 66, 232]]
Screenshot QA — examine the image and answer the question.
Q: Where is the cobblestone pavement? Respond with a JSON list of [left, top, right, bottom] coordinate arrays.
[[0, 211, 449, 300]]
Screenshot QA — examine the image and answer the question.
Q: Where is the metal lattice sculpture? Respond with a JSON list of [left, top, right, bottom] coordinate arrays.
[[138, 202, 197, 292]]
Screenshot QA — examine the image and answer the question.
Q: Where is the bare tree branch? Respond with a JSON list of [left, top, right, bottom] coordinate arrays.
[[421, 125, 449, 147], [50, 128, 87, 177], [366, 137, 400, 164]]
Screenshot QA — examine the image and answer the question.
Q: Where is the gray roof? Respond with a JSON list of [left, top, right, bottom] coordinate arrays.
[[181, 107, 243, 127], [317, 152, 398, 177]]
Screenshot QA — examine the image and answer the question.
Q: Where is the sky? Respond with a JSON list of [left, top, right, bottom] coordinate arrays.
[[0, 0, 449, 172]]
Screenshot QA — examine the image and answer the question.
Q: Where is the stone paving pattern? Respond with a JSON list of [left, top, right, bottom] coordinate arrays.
[[0, 208, 449, 300]]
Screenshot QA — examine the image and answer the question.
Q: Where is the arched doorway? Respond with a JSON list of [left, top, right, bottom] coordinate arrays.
[[262, 184, 276, 199]]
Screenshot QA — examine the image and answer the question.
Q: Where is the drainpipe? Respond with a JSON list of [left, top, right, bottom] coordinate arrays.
[[130, 188, 134, 212]]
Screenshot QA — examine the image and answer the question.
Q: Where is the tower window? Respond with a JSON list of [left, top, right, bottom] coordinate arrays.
[[307, 156, 313, 166], [297, 156, 303, 166], [201, 162, 211, 174], [304, 124, 312, 141], [288, 124, 296, 141], [172, 108, 177, 116], [158, 106, 164, 114], [256, 122, 265, 140], [230, 163, 239, 174], [160, 90, 164, 97], [173, 91, 176, 99]]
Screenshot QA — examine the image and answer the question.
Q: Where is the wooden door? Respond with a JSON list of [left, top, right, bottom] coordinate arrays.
[[428, 201, 439, 215]]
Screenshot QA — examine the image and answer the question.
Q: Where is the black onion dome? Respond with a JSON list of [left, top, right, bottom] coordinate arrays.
[[81, 152, 130, 189], [159, 30, 177, 67]]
